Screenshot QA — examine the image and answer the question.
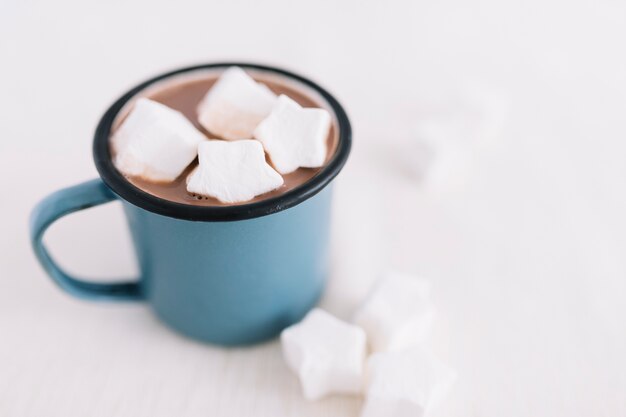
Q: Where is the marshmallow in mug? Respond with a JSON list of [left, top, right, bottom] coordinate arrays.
[[353, 271, 434, 352], [112, 98, 207, 183], [254, 94, 331, 174], [186, 140, 283, 204], [196, 67, 278, 140], [281, 308, 367, 400]]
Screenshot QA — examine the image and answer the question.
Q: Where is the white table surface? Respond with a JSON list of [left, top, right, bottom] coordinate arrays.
[[1, 0, 625, 416]]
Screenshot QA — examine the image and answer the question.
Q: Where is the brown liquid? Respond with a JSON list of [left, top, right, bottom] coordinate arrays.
[[110, 71, 338, 206]]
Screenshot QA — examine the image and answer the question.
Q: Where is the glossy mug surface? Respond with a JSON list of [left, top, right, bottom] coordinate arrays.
[[29, 63, 351, 345]]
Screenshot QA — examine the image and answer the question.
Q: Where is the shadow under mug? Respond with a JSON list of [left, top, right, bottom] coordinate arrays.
[[29, 63, 351, 345]]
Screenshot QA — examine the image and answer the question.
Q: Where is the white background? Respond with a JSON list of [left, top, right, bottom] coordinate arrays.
[[1, 0, 625, 416]]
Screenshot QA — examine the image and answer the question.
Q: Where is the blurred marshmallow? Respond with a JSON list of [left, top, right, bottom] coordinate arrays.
[[112, 98, 206, 183], [408, 121, 472, 189], [361, 348, 457, 417], [254, 95, 331, 174], [197, 67, 277, 140], [354, 271, 434, 352], [186, 140, 283, 203], [281, 308, 367, 400], [402, 84, 509, 189]]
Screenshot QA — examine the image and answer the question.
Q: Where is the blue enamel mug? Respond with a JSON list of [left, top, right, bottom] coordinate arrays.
[[29, 63, 351, 345]]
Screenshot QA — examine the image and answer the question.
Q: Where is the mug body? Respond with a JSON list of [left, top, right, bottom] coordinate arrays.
[[123, 187, 333, 345]]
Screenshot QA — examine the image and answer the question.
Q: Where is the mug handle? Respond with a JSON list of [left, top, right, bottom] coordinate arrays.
[[30, 178, 144, 301]]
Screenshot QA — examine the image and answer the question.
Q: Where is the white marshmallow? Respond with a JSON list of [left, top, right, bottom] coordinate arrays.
[[112, 98, 207, 183], [406, 121, 474, 191], [354, 271, 434, 352], [254, 95, 331, 174], [186, 140, 283, 203], [402, 84, 509, 190], [361, 348, 457, 417], [196, 67, 277, 140], [281, 308, 367, 400]]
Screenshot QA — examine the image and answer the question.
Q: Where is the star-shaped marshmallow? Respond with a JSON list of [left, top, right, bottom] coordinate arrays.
[[186, 139, 283, 203], [254, 94, 331, 174], [112, 98, 207, 183], [361, 348, 457, 417], [196, 66, 277, 140], [353, 271, 435, 352], [281, 308, 367, 400]]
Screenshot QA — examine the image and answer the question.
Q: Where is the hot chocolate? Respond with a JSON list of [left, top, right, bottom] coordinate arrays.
[[110, 71, 338, 206]]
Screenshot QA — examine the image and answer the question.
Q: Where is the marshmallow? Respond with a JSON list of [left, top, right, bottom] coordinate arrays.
[[112, 98, 207, 182], [354, 271, 434, 352], [186, 140, 283, 203], [281, 308, 367, 400], [361, 348, 457, 417], [402, 85, 508, 189], [196, 67, 277, 140], [406, 121, 472, 189], [254, 95, 331, 174]]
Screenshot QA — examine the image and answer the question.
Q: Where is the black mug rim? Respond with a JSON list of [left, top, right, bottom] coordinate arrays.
[[93, 63, 352, 222]]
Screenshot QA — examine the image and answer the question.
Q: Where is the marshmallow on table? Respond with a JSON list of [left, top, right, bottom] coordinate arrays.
[[407, 121, 472, 189], [112, 98, 207, 183], [354, 271, 434, 352], [254, 95, 331, 174], [186, 140, 283, 203], [281, 308, 367, 400], [403, 85, 508, 189], [196, 66, 277, 140], [361, 348, 457, 417]]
